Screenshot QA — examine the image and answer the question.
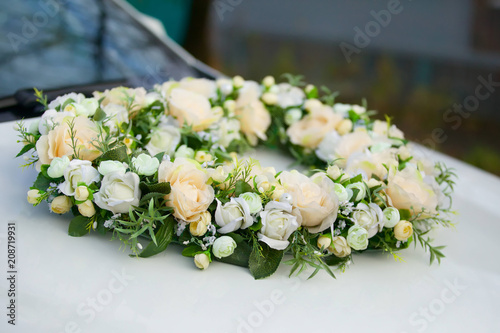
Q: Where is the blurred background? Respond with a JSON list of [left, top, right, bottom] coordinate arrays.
[[0, 0, 499, 175]]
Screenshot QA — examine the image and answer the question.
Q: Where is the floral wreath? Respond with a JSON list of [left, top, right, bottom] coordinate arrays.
[[16, 74, 456, 279]]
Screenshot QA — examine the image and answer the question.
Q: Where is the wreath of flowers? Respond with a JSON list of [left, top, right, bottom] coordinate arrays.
[[16, 74, 456, 279]]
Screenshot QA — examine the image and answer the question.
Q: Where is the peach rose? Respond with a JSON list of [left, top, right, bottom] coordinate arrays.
[[286, 105, 342, 149], [278, 171, 339, 233], [158, 158, 214, 222], [167, 88, 219, 131], [235, 81, 270, 146], [94, 86, 147, 113], [345, 149, 398, 180], [36, 116, 101, 168], [178, 77, 217, 99], [386, 164, 438, 217]]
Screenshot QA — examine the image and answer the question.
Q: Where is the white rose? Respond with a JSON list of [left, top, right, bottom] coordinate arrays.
[[383, 207, 400, 228], [212, 236, 237, 259], [27, 189, 42, 205], [217, 78, 234, 96], [58, 160, 100, 196], [326, 165, 342, 180], [48, 92, 85, 110], [333, 183, 350, 202], [194, 253, 210, 270], [175, 145, 195, 159], [38, 109, 75, 135], [146, 125, 181, 156], [78, 200, 96, 217], [47, 155, 70, 178], [132, 154, 159, 176], [233, 75, 245, 89], [239, 192, 263, 214], [258, 201, 299, 250], [351, 203, 384, 238], [276, 83, 305, 109], [284, 108, 302, 125], [346, 182, 367, 202], [94, 172, 141, 214], [329, 236, 351, 258], [103, 103, 129, 131], [28, 119, 40, 135], [212, 117, 241, 148], [50, 195, 72, 214], [316, 131, 341, 162], [65, 98, 98, 117], [346, 225, 369, 251], [215, 198, 253, 234], [98, 160, 128, 176]]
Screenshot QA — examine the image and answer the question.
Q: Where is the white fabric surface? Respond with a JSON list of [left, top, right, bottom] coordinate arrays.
[[0, 119, 499, 333]]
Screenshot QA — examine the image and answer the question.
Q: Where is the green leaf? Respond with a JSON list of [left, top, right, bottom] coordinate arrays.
[[249, 242, 284, 279], [323, 255, 348, 266], [32, 171, 52, 192], [138, 217, 175, 258], [99, 145, 128, 162], [399, 209, 411, 220], [234, 180, 252, 196], [215, 234, 252, 268], [182, 244, 204, 257], [16, 143, 35, 157], [139, 182, 171, 196], [68, 215, 90, 237], [93, 107, 107, 122]]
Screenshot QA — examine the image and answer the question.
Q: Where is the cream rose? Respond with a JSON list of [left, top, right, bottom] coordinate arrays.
[[194, 253, 210, 270], [329, 236, 351, 258], [94, 172, 141, 214], [287, 105, 342, 149], [386, 164, 438, 216], [36, 116, 101, 168], [50, 195, 72, 214], [145, 125, 181, 157], [167, 88, 219, 131], [258, 201, 299, 250], [235, 81, 271, 146], [394, 220, 413, 241], [78, 200, 96, 217], [237, 100, 271, 146], [190, 211, 212, 236], [158, 158, 214, 222], [278, 171, 339, 233]]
